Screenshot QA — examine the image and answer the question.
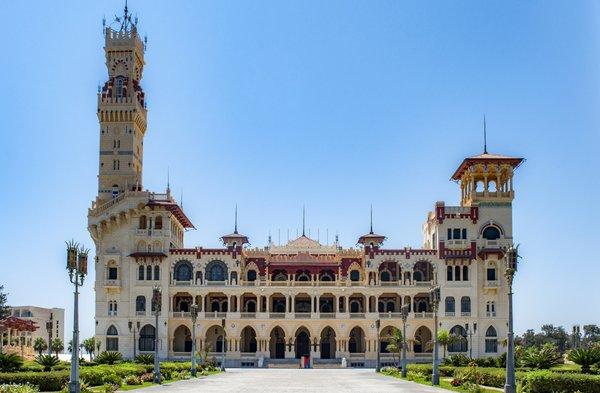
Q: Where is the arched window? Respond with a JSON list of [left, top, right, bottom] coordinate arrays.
[[380, 270, 391, 282], [205, 260, 228, 282], [460, 296, 471, 314], [462, 266, 469, 281], [146, 265, 152, 280], [247, 270, 257, 282], [448, 325, 468, 353], [155, 216, 163, 230], [136, 296, 146, 313], [115, 76, 125, 98], [454, 266, 461, 281], [297, 272, 310, 282], [174, 260, 193, 282], [485, 326, 498, 353], [272, 272, 287, 282], [482, 226, 501, 240], [154, 265, 160, 281], [138, 265, 144, 280], [446, 266, 453, 281], [486, 301, 496, 317], [349, 270, 360, 282], [445, 297, 455, 313], [139, 324, 155, 352], [106, 325, 118, 351], [139, 215, 147, 230]]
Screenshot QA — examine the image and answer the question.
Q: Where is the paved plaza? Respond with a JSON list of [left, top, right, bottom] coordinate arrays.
[[142, 369, 448, 392]]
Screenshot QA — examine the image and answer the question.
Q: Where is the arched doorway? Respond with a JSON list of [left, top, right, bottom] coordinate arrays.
[[139, 324, 155, 352], [205, 325, 226, 353], [269, 326, 286, 359], [320, 326, 336, 359], [240, 326, 257, 353], [173, 325, 192, 352], [295, 327, 311, 359], [414, 326, 432, 353], [349, 326, 365, 353]]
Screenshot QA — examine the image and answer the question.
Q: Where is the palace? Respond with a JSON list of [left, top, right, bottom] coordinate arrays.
[[89, 7, 523, 367]]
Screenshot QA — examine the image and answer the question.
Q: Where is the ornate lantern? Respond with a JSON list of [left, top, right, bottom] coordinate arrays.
[[66, 240, 78, 270], [78, 250, 88, 275]]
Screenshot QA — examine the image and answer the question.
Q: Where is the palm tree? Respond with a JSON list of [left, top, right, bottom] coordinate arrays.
[[51, 338, 64, 356], [567, 347, 600, 374], [82, 338, 96, 361], [33, 338, 48, 356], [384, 328, 403, 368], [437, 329, 451, 359]]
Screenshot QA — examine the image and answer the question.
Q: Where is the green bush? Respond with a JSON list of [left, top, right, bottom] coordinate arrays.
[[445, 354, 471, 366], [124, 375, 142, 385], [101, 373, 121, 387], [94, 352, 122, 365], [134, 354, 154, 365], [519, 370, 600, 393], [0, 371, 69, 391], [568, 348, 600, 374], [521, 344, 563, 369], [34, 355, 60, 372], [0, 355, 23, 373], [0, 384, 39, 393]]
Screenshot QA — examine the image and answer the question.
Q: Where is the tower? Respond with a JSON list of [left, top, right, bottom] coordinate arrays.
[[97, 6, 147, 203]]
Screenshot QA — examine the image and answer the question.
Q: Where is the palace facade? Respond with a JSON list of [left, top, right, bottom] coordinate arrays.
[[89, 9, 524, 367]]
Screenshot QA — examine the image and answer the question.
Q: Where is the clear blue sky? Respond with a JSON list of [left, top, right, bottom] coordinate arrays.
[[1, 1, 598, 340]]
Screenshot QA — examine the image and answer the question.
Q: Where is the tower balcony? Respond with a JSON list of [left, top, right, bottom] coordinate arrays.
[[103, 279, 121, 288]]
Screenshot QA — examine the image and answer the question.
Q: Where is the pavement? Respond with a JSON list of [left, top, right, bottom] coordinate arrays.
[[140, 368, 450, 392]]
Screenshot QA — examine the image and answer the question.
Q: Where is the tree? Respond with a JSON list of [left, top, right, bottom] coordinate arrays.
[[520, 343, 562, 369], [33, 337, 48, 355], [384, 327, 403, 368], [567, 347, 600, 374], [437, 329, 452, 359], [583, 325, 600, 347], [541, 324, 570, 352], [0, 286, 9, 321], [51, 338, 64, 356], [82, 337, 97, 361]]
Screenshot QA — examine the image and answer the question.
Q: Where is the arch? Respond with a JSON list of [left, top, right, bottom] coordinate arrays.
[[414, 326, 432, 353], [106, 325, 118, 351], [380, 270, 392, 282], [413, 260, 433, 282], [445, 296, 455, 313], [460, 296, 471, 313], [154, 265, 160, 280], [146, 265, 152, 280], [320, 326, 337, 359], [137, 240, 147, 252], [295, 326, 311, 359], [379, 325, 397, 354], [154, 215, 163, 230], [205, 260, 228, 282], [348, 326, 365, 353], [135, 295, 146, 312], [272, 271, 287, 281], [446, 266, 453, 281], [138, 265, 145, 280], [482, 225, 502, 240], [173, 325, 192, 353], [485, 326, 498, 353], [454, 265, 461, 281], [319, 270, 334, 281], [205, 324, 226, 353], [296, 271, 310, 281], [174, 260, 193, 282], [462, 265, 469, 281], [449, 325, 468, 353], [269, 326, 286, 359], [139, 324, 155, 352], [240, 326, 258, 353]]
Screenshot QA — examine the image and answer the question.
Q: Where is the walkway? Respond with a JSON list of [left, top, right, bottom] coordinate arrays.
[[141, 368, 449, 392]]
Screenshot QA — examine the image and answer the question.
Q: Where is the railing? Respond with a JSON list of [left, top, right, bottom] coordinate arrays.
[[349, 281, 363, 286], [461, 311, 471, 317], [205, 281, 228, 286], [445, 311, 456, 317], [379, 312, 403, 319], [349, 313, 365, 319], [240, 352, 256, 358], [446, 239, 469, 249], [485, 280, 499, 288], [205, 312, 227, 319], [349, 353, 365, 358], [415, 280, 433, 287], [134, 229, 172, 237], [294, 312, 311, 319], [172, 311, 191, 318], [173, 280, 193, 286], [136, 311, 146, 316], [319, 313, 336, 319], [104, 279, 120, 287], [484, 239, 500, 248], [414, 312, 433, 319], [108, 311, 117, 316], [380, 281, 399, 286], [240, 313, 256, 319], [486, 311, 496, 317], [269, 313, 285, 319]]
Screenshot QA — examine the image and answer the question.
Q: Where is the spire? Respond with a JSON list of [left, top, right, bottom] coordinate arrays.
[[370, 205, 374, 234], [234, 204, 238, 234], [483, 114, 488, 154], [302, 205, 306, 236], [166, 167, 170, 196]]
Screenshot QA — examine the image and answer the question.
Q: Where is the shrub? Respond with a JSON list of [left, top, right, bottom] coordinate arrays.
[[101, 373, 121, 387], [140, 373, 154, 382], [521, 344, 562, 369], [445, 354, 470, 367], [34, 355, 60, 372], [0, 384, 39, 393], [134, 354, 154, 365], [124, 375, 142, 385], [94, 352, 122, 365], [0, 355, 23, 373], [520, 370, 600, 393], [568, 348, 600, 374], [462, 382, 485, 393], [0, 371, 69, 391]]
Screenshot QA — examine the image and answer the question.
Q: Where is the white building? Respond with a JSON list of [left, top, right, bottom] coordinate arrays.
[[10, 306, 65, 349], [89, 6, 524, 367]]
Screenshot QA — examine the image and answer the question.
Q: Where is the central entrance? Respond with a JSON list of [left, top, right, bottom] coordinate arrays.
[[320, 326, 336, 359], [295, 327, 311, 359]]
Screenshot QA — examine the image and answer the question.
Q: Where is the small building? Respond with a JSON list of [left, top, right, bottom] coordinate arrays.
[[9, 306, 65, 352]]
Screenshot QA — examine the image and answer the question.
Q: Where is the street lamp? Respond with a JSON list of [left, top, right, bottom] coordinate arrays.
[[190, 304, 199, 377], [429, 285, 441, 386], [66, 240, 88, 393], [400, 304, 409, 378], [465, 323, 474, 359], [375, 319, 381, 372], [128, 321, 140, 359], [220, 318, 226, 371], [151, 286, 162, 384], [46, 315, 53, 356], [504, 245, 520, 393]]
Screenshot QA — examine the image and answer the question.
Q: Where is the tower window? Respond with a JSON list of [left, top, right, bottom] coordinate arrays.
[[115, 77, 125, 98], [482, 226, 501, 240]]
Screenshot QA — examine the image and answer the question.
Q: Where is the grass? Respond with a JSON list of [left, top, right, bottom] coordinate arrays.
[[87, 370, 223, 392], [380, 369, 499, 393]]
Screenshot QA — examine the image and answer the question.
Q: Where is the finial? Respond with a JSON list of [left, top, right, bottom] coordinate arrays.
[[302, 205, 306, 236], [166, 166, 170, 194], [234, 204, 238, 234], [370, 204, 373, 234], [483, 114, 488, 154]]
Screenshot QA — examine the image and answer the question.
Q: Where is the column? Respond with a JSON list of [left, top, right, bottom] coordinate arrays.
[[285, 295, 290, 313]]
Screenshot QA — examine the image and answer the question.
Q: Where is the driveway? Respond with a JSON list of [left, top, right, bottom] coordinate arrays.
[[141, 368, 448, 392]]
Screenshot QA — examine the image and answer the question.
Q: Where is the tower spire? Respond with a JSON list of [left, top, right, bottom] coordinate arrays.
[[302, 205, 306, 236], [166, 167, 170, 195], [483, 114, 488, 154], [234, 204, 238, 234], [370, 205, 373, 234]]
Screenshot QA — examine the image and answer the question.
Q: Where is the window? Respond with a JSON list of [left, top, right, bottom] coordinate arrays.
[[155, 216, 163, 230], [462, 229, 467, 239], [453, 228, 461, 240], [350, 270, 360, 282], [139, 216, 147, 229], [482, 226, 501, 240], [138, 265, 144, 280], [111, 184, 119, 198], [446, 266, 453, 281], [146, 265, 152, 280], [139, 325, 155, 352], [106, 325, 118, 351], [247, 270, 257, 282], [136, 296, 146, 312], [108, 267, 118, 280], [154, 265, 160, 281], [460, 296, 471, 313], [454, 266, 461, 281], [485, 326, 498, 353], [462, 266, 469, 281], [174, 260, 193, 282], [205, 260, 227, 282], [445, 297, 455, 313], [380, 270, 391, 282], [487, 267, 497, 281], [115, 76, 125, 98], [448, 325, 468, 353], [486, 301, 496, 317]]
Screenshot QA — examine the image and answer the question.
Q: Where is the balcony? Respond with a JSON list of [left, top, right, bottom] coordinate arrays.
[[172, 311, 191, 318], [205, 280, 228, 286], [134, 229, 172, 237], [485, 280, 499, 288], [319, 313, 336, 319], [380, 281, 399, 287], [136, 311, 146, 316], [294, 312, 311, 319], [415, 281, 433, 287], [486, 311, 497, 318], [414, 312, 433, 319], [379, 312, 403, 319], [461, 311, 471, 317], [173, 280, 193, 286], [269, 313, 285, 319], [240, 313, 256, 319], [108, 310, 117, 316], [445, 311, 455, 317], [484, 239, 500, 248], [205, 312, 227, 319], [349, 313, 365, 319], [104, 279, 121, 288], [446, 239, 469, 249]]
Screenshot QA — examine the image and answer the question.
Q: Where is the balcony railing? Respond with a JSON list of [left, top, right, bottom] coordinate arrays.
[[171, 311, 191, 318], [414, 312, 433, 319], [136, 311, 146, 316], [415, 281, 433, 287], [240, 313, 256, 319], [461, 311, 471, 317], [446, 239, 469, 249], [173, 280, 193, 286], [349, 313, 365, 319], [319, 313, 336, 319], [485, 280, 499, 288], [269, 313, 285, 319], [294, 312, 311, 319], [445, 311, 456, 317], [104, 279, 120, 287], [486, 311, 497, 317], [205, 280, 228, 286], [379, 312, 403, 319], [108, 310, 117, 316], [380, 281, 399, 286], [205, 312, 227, 319]]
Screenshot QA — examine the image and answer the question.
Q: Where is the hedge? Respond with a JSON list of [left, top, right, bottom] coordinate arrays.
[[0, 371, 69, 391], [519, 370, 600, 393]]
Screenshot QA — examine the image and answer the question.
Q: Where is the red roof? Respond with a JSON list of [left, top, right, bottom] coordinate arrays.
[[451, 152, 524, 180], [146, 200, 195, 229], [0, 316, 37, 332]]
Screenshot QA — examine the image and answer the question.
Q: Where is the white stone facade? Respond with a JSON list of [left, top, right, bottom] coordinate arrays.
[[89, 14, 523, 367], [9, 306, 65, 349]]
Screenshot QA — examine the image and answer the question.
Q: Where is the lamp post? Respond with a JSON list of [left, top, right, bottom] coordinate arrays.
[[400, 304, 409, 378], [465, 323, 473, 359], [128, 321, 139, 359], [429, 285, 441, 386], [151, 286, 162, 384], [190, 304, 198, 377], [220, 318, 226, 371], [66, 240, 88, 393], [46, 315, 53, 356], [504, 245, 520, 393], [375, 319, 381, 372]]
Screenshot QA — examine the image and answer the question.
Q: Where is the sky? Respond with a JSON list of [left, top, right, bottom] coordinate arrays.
[[0, 0, 599, 341]]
